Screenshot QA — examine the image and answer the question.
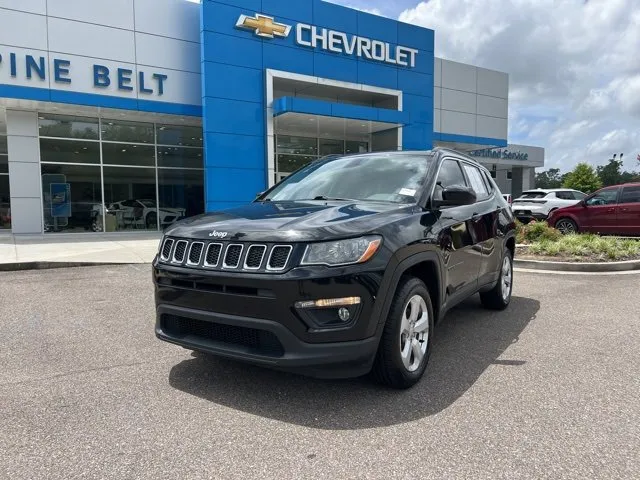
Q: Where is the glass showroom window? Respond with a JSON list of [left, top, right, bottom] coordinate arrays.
[[0, 113, 10, 230], [38, 114, 204, 234], [275, 135, 369, 182]]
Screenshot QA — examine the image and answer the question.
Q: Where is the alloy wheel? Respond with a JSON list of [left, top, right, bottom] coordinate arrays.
[[556, 219, 576, 234], [501, 255, 512, 302], [399, 295, 429, 372]]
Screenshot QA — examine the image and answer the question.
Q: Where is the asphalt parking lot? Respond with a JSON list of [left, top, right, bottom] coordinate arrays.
[[1, 266, 638, 479]]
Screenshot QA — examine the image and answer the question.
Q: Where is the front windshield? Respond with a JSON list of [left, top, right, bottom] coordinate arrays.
[[263, 153, 434, 203]]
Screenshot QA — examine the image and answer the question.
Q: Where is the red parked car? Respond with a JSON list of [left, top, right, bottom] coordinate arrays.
[[547, 183, 640, 235]]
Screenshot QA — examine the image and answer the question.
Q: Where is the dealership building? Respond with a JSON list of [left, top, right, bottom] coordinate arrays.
[[0, 0, 544, 234]]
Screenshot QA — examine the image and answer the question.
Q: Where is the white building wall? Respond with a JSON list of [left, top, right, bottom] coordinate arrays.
[[0, 0, 201, 107], [6, 110, 42, 234], [434, 58, 509, 142]]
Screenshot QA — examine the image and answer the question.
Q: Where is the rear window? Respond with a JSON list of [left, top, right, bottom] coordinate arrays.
[[519, 191, 548, 199]]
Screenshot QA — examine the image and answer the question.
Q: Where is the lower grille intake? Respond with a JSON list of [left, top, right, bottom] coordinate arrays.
[[161, 314, 284, 357]]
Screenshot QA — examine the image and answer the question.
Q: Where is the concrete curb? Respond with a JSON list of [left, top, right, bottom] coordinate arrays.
[[0, 261, 145, 272], [514, 258, 640, 272]]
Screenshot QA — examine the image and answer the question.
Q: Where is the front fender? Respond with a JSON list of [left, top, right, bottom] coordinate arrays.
[[367, 247, 444, 339]]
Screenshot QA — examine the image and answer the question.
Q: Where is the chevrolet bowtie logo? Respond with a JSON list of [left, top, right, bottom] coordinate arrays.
[[236, 14, 291, 39]]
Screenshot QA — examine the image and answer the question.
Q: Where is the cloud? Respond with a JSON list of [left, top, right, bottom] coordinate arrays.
[[397, 0, 640, 172]]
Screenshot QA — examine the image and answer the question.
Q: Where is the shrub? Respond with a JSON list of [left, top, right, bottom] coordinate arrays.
[[527, 234, 640, 260], [516, 220, 562, 244]]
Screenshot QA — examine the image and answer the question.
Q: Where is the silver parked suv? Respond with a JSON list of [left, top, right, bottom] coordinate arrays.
[[511, 188, 587, 223]]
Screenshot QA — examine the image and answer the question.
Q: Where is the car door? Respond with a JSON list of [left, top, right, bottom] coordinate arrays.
[[432, 158, 483, 304], [461, 165, 502, 287], [617, 186, 640, 235], [579, 187, 620, 233]]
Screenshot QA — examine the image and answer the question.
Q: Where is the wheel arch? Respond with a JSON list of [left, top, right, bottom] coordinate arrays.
[[373, 251, 444, 337], [552, 214, 579, 230]]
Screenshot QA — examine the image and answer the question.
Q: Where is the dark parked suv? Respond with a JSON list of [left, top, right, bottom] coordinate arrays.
[[154, 148, 516, 388]]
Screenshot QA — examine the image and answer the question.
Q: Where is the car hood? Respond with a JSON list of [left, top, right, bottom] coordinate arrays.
[[549, 203, 582, 216], [165, 200, 416, 242]]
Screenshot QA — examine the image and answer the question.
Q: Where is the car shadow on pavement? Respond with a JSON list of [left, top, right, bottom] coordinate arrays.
[[168, 296, 539, 430]]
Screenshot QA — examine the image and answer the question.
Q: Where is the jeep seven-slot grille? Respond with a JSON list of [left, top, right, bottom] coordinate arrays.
[[269, 246, 292, 270], [245, 245, 266, 269], [224, 245, 243, 268], [187, 243, 204, 265], [161, 239, 293, 272], [160, 239, 174, 260], [173, 240, 188, 263], [205, 243, 222, 266]]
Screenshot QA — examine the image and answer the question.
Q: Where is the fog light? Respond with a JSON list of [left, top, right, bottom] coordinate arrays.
[[294, 297, 361, 309], [338, 307, 350, 322]]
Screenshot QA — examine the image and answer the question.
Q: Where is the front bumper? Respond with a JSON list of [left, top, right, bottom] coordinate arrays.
[[155, 304, 379, 378], [153, 262, 385, 378]]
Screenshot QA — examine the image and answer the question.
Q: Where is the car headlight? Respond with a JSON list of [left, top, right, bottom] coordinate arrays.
[[301, 236, 382, 266]]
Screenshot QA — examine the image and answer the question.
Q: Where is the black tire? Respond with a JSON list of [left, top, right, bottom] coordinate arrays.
[[555, 217, 578, 235], [146, 212, 158, 230], [372, 277, 434, 389], [480, 249, 513, 310]]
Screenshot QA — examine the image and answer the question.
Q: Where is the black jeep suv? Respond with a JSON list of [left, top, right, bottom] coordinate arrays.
[[154, 148, 516, 389]]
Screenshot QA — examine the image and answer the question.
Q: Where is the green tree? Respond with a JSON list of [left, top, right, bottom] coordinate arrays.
[[596, 158, 624, 186], [535, 168, 564, 189], [563, 163, 602, 193]]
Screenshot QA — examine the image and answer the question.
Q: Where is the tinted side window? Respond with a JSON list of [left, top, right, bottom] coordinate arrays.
[[620, 186, 640, 204], [586, 189, 618, 206], [462, 164, 489, 200], [573, 192, 587, 200], [481, 170, 494, 193], [556, 191, 574, 200], [434, 160, 467, 201]]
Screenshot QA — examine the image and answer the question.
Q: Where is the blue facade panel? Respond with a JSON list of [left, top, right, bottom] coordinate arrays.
[[356, 11, 398, 44], [357, 61, 398, 90], [404, 123, 434, 150], [312, 0, 358, 34], [404, 94, 433, 124], [201, 0, 436, 210], [205, 133, 266, 169], [274, 96, 410, 125], [203, 62, 263, 103], [313, 53, 358, 84], [206, 167, 267, 203], [263, 44, 314, 75], [261, 0, 314, 23], [398, 70, 433, 97], [203, 97, 264, 136], [202, 31, 263, 69]]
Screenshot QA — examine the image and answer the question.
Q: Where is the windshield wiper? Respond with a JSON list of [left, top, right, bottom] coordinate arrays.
[[309, 195, 355, 201]]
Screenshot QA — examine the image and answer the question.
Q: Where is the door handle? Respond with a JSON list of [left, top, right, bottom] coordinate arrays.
[[607, 208, 615, 213], [621, 208, 629, 212]]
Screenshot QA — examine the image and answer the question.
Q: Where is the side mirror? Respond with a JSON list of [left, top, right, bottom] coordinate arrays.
[[438, 185, 477, 207]]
